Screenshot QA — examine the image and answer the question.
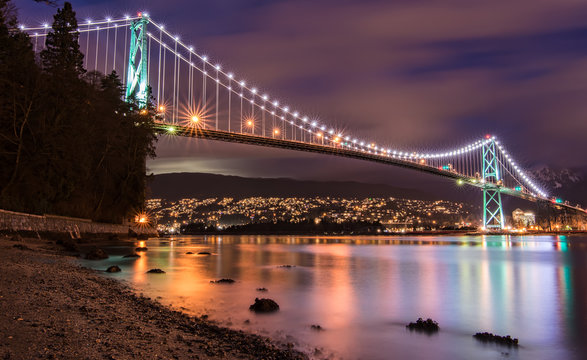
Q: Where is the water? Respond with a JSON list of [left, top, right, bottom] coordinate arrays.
[[81, 235, 587, 360]]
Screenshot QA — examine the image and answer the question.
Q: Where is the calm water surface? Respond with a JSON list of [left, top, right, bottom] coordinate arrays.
[[82, 235, 587, 360]]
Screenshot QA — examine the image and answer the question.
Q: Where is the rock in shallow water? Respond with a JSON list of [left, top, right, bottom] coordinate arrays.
[[198, 251, 211, 255], [85, 248, 108, 260], [146, 268, 165, 274], [135, 247, 148, 252], [106, 265, 121, 273], [210, 278, 235, 284], [473, 332, 519, 346], [406, 318, 439, 332], [122, 253, 140, 258], [249, 298, 279, 313]]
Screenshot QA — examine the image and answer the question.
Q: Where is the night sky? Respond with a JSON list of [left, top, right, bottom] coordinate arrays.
[[17, 0, 587, 188]]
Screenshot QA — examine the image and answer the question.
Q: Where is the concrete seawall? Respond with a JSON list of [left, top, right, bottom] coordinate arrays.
[[0, 208, 157, 236]]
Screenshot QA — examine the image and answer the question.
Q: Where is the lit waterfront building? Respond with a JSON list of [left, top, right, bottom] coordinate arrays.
[[512, 208, 536, 228]]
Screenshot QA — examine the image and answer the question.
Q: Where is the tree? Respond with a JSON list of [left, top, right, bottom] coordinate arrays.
[[0, 0, 157, 223], [40, 2, 83, 78]]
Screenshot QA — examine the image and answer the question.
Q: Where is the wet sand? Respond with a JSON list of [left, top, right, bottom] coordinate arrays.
[[0, 235, 307, 359]]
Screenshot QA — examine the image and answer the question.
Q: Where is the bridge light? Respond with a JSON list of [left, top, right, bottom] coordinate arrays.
[[106, 17, 112, 22], [302, 117, 308, 122], [191, 115, 199, 123], [239, 81, 245, 87], [262, 95, 268, 101], [457, 179, 464, 185], [251, 87, 257, 94], [202, 55, 208, 61], [274, 129, 280, 135], [215, 64, 221, 70], [247, 120, 253, 127], [158, 105, 165, 112], [228, 73, 234, 79], [317, 132, 323, 137], [43, 23, 48, 28], [167, 126, 175, 133]]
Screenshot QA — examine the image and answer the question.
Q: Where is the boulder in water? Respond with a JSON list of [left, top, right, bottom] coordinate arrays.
[[147, 268, 165, 274], [106, 266, 121, 273], [210, 278, 235, 284], [249, 298, 279, 313], [122, 253, 140, 258], [406, 318, 439, 332], [85, 248, 108, 260]]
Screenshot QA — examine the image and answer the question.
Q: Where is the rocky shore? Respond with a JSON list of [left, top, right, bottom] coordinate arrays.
[[0, 235, 307, 359]]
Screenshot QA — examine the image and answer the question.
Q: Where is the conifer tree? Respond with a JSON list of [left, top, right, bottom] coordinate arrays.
[[40, 2, 84, 77]]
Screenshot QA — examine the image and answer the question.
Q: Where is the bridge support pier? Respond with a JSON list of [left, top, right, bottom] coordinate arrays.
[[125, 15, 150, 108], [482, 138, 504, 230]]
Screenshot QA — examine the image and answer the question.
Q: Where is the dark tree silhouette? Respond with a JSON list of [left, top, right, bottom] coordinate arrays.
[[0, 1, 157, 223]]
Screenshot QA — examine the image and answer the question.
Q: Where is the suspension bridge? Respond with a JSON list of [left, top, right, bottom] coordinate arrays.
[[21, 13, 586, 230]]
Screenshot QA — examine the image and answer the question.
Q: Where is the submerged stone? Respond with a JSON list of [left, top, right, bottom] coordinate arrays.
[[146, 268, 165, 274], [106, 265, 121, 273], [210, 278, 235, 284], [473, 332, 519, 346], [249, 298, 279, 313], [406, 318, 439, 332], [85, 248, 108, 260]]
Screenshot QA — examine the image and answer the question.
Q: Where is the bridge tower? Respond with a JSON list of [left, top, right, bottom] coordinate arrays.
[[125, 14, 149, 108], [482, 137, 505, 229]]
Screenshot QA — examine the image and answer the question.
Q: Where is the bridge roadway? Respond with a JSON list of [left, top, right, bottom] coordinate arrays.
[[154, 122, 586, 215]]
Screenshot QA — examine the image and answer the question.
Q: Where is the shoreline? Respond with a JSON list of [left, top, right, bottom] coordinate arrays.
[[0, 235, 308, 359], [167, 230, 587, 237]]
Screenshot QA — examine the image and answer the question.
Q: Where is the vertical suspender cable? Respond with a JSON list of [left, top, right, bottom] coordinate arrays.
[[123, 22, 128, 89], [85, 23, 90, 69], [215, 68, 219, 130], [228, 78, 231, 132], [202, 62, 206, 108], [113, 24, 117, 73], [105, 25, 109, 73], [94, 27, 99, 72], [162, 45, 166, 109], [148, 36, 151, 91], [157, 30, 162, 105], [240, 83, 243, 133], [188, 52, 192, 107], [176, 56, 180, 124], [172, 40, 177, 123]]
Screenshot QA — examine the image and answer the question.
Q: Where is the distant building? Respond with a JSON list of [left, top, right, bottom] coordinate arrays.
[[512, 209, 536, 228]]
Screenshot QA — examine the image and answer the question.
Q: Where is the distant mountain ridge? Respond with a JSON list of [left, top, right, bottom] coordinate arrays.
[[147, 172, 432, 201], [531, 166, 587, 206]]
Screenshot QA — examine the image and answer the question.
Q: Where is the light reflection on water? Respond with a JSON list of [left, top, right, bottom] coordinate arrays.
[[82, 235, 587, 360]]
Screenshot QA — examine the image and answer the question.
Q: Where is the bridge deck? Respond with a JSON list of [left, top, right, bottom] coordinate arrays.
[[154, 123, 586, 215]]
